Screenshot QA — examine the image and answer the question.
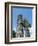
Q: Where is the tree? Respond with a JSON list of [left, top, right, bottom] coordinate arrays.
[[16, 15, 31, 37], [23, 19, 31, 37], [23, 19, 31, 28], [11, 30, 16, 38], [16, 15, 23, 37]]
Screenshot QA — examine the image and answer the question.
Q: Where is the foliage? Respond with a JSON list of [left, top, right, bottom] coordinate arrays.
[[23, 19, 31, 28], [12, 30, 16, 38], [12, 15, 31, 38]]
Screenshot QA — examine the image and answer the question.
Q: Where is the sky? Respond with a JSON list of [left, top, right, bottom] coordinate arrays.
[[11, 7, 32, 32]]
